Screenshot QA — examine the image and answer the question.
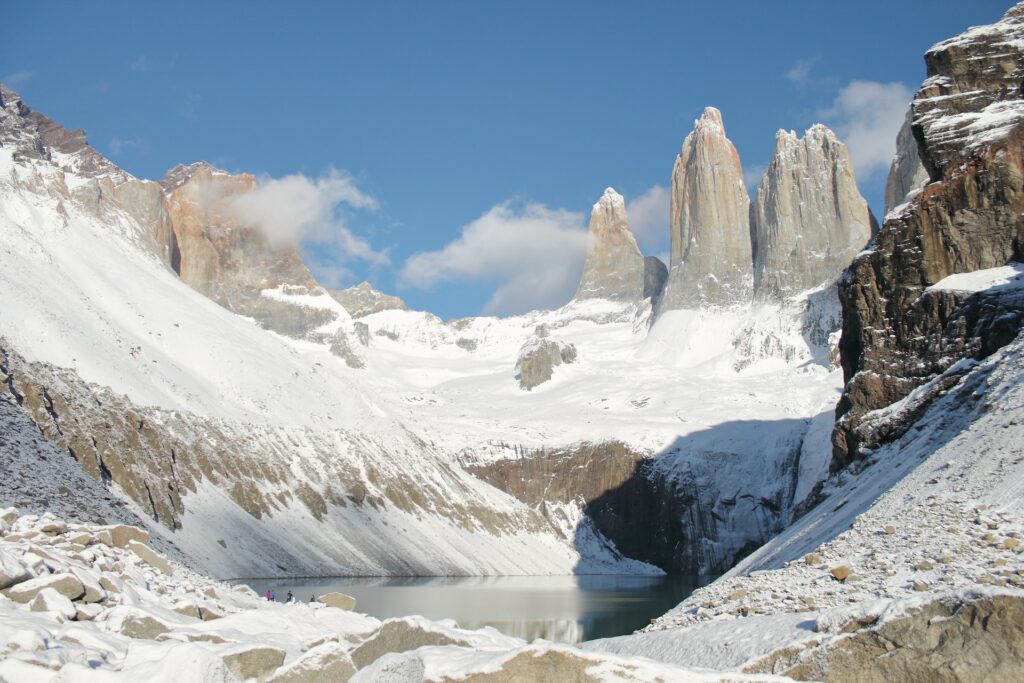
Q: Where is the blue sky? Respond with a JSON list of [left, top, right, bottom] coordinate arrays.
[[3, 1, 1010, 318]]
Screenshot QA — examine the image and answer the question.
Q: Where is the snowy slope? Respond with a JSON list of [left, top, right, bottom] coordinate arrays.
[[584, 322, 1024, 671], [0, 123, 842, 580]]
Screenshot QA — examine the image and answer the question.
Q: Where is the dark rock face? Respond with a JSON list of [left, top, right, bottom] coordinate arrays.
[[0, 84, 128, 182], [469, 437, 803, 581], [832, 6, 1024, 470], [643, 256, 668, 303]]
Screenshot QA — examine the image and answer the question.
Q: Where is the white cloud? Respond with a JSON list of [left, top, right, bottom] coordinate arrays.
[[819, 80, 913, 180], [3, 69, 35, 87], [625, 185, 670, 252], [785, 55, 820, 86], [401, 201, 588, 315], [227, 169, 387, 268]]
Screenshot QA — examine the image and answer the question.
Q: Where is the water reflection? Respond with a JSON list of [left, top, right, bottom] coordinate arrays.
[[236, 575, 692, 643]]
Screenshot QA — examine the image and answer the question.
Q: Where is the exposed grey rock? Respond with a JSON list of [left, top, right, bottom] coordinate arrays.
[[329, 282, 408, 318], [774, 594, 1024, 682], [884, 108, 930, 216], [352, 322, 371, 346], [455, 337, 478, 352], [329, 330, 365, 369], [574, 188, 645, 302], [514, 338, 577, 390], [660, 107, 752, 310], [751, 125, 875, 300], [643, 256, 668, 303]]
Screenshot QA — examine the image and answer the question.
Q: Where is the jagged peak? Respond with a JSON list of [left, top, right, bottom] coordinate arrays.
[[161, 161, 234, 192], [696, 106, 724, 129], [593, 187, 626, 213]]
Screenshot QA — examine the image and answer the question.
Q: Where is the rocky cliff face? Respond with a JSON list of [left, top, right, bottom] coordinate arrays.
[[883, 109, 930, 216], [574, 188, 646, 302], [330, 281, 409, 318], [161, 163, 339, 338], [833, 4, 1024, 469], [659, 107, 752, 310], [750, 126, 875, 300]]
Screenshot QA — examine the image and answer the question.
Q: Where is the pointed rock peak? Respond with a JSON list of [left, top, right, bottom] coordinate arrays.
[[697, 106, 724, 129], [574, 187, 644, 302], [593, 187, 627, 214]]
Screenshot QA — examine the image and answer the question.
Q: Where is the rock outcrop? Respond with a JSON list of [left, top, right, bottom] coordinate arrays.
[[514, 337, 577, 390], [750, 125, 875, 300], [574, 188, 645, 302], [883, 109, 930, 216], [330, 281, 408, 318], [833, 4, 1024, 469], [660, 107, 752, 310], [643, 256, 668, 303], [161, 163, 338, 339]]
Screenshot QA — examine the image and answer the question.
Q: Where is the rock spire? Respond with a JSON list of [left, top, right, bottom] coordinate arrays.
[[750, 124, 875, 300], [574, 188, 646, 302], [659, 107, 752, 310]]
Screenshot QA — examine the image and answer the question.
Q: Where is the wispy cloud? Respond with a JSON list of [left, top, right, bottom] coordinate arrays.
[[130, 55, 153, 73], [3, 69, 35, 87], [625, 185, 670, 253], [785, 55, 821, 87], [401, 201, 588, 315], [180, 92, 201, 121], [743, 163, 767, 193], [818, 80, 913, 180], [108, 136, 149, 156], [193, 168, 386, 288]]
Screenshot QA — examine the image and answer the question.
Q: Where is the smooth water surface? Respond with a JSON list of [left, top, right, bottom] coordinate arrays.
[[238, 575, 692, 643]]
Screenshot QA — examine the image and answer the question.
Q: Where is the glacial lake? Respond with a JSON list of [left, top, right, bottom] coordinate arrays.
[[237, 575, 693, 643]]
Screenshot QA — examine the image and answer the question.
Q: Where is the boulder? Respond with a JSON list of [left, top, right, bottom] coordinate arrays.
[[220, 643, 287, 682], [779, 594, 1024, 682], [75, 603, 104, 621], [69, 566, 106, 603], [127, 539, 173, 576], [29, 587, 76, 619], [0, 546, 31, 590], [267, 642, 355, 683], [514, 338, 577, 390], [318, 592, 356, 611], [4, 572, 85, 603], [100, 525, 149, 549], [350, 618, 473, 670]]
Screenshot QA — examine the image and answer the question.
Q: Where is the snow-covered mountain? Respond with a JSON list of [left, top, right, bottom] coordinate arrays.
[[0, 80, 870, 582]]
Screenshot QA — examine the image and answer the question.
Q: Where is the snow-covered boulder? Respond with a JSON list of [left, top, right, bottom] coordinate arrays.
[[514, 338, 577, 390], [3, 572, 84, 603], [267, 642, 356, 683], [0, 546, 31, 589]]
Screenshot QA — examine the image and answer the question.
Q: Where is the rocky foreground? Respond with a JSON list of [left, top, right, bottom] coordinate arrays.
[[0, 509, 790, 682]]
